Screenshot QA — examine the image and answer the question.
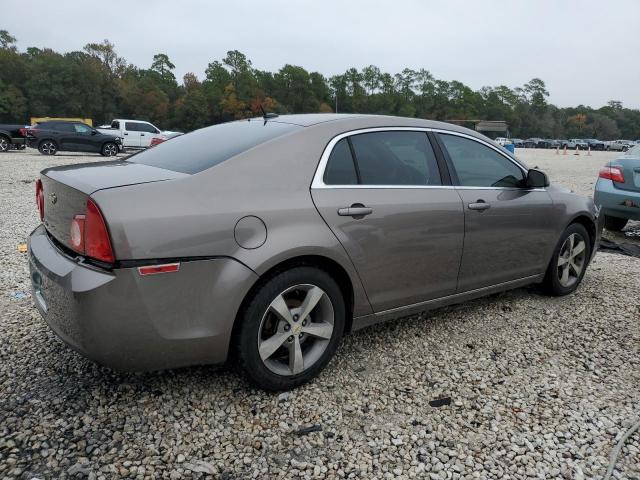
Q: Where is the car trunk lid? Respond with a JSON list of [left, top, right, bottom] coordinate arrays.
[[41, 160, 187, 249]]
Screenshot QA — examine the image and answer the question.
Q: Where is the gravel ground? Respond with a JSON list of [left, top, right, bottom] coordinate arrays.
[[1, 148, 639, 480]]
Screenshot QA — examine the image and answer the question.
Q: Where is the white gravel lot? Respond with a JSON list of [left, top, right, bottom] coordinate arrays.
[[1, 148, 639, 480]]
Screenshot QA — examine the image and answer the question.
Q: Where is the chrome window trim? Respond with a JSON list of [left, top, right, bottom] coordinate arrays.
[[311, 126, 538, 190]]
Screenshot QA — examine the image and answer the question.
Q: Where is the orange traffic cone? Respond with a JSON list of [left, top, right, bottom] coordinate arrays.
[[563, 145, 568, 155], [574, 146, 580, 156], [587, 146, 591, 156]]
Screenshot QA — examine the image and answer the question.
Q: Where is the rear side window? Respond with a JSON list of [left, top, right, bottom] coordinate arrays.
[[129, 120, 301, 174], [323, 138, 358, 185], [439, 134, 525, 188], [125, 122, 141, 132], [350, 131, 441, 186]]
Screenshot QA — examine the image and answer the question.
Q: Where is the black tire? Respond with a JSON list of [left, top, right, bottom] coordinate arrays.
[[604, 215, 628, 232], [38, 140, 57, 155], [235, 266, 346, 391], [0, 135, 9, 152], [101, 142, 118, 157], [541, 223, 591, 296]]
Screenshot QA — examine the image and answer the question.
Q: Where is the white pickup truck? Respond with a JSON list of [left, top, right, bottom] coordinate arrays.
[[96, 119, 181, 149]]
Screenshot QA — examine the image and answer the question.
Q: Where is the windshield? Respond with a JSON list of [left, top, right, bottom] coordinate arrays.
[[128, 119, 301, 174]]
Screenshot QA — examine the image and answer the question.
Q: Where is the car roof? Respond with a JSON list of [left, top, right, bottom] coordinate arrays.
[[268, 113, 484, 134]]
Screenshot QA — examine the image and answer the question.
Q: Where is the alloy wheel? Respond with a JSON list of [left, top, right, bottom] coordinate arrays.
[[258, 284, 334, 376], [103, 143, 118, 156], [41, 142, 56, 155], [0, 137, 8, 152], [557, 233, 587, 288]]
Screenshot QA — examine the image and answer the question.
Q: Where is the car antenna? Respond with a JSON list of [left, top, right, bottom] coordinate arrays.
[[260, 104, 278, 124]]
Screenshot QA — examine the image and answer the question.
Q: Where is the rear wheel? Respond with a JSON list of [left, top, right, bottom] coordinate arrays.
[[38, 140, 57, 155], [235, 266, 345, 391], [101, 142, 118, 157], [0, 135, 9, 152], [542, 223, 591, 296], [604, 215, 628, 232]]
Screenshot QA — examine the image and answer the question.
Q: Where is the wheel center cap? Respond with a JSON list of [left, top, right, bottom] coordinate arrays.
[[292, 323, 302, 334]]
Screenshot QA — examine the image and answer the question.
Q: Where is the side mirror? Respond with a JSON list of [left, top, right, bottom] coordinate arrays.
[[526, 168, 549, 188]]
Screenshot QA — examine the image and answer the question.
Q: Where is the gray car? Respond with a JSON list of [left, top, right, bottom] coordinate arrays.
[[28, 114, 603, 390]]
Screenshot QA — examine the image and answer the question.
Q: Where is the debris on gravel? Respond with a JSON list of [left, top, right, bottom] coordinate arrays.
[[1, 150, 639, 479]]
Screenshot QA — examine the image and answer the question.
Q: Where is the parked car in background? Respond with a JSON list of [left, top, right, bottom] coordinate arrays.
[[566, 139, 588, 150], [28, 114, 602, 390], [523, 138, 537, 148], [97, 119, 181, 149], [511, 138, 524, 148], [494, 137, 510, 146], [0, 124, 28, 152], [584, 139, 605, 151], [606, 140, 632, 152], [547, 139, 561, 149], [594, 145, 640, 231], [529, 138, 550, 149], [26, 121, 122, 156]]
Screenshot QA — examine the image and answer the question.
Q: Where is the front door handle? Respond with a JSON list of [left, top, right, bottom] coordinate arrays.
[[468, 200, 491, 211], [337, 204, 373, 218]]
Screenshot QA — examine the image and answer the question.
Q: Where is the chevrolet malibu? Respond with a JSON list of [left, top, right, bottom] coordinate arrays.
[[28, 114, 602, 390]]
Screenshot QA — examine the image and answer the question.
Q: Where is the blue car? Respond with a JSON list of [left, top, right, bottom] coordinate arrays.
[[594, 145, 640, 231]]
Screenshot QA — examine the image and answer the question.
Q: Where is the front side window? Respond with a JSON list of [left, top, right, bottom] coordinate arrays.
[[137, 123, 158, 133], [73, 124, 92, 134], [349, 131, 441, 186], [439, 134, 525, 188]]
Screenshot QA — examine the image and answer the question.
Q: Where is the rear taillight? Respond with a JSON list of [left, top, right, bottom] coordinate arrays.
[[35, 179, 44, 221], [18, 128, 27, 137], [599, 165, 625, 183], [68, 199, 114, 264]]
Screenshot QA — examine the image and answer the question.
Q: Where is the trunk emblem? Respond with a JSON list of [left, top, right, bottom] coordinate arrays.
[[49, 193, 57, 204]]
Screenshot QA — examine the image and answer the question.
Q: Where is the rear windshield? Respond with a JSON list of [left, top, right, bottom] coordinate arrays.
[[128, 119, 301, 174]]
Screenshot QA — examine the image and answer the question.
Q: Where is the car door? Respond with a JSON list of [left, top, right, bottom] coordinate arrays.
[[71, 123, 97, 152], [435, 132, 555, 292], [311, 129, 465, 313], [124, 122, 142, 147], [137, 122, 160, 147], [52, 123, 80, 151]]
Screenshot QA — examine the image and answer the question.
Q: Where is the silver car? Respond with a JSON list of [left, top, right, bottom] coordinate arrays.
[[28, 114, 602, 390]]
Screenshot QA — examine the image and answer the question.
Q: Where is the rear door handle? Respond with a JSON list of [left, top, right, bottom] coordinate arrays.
[[468, 200, 491, 211], [338, 204, 373, 218]]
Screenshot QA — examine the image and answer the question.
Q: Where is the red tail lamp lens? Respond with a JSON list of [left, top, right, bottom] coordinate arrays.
[[598, 166, 625, 183], [84, 199, 114, 263]]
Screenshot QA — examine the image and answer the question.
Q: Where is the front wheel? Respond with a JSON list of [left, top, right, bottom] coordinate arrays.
[[0, 135, 9, 152], [101, 142, 118, 157], [542, 223, 591, 296], [604, 215, 628, 232], [38, 140, 57, 155], [235, 266, 345, 391]]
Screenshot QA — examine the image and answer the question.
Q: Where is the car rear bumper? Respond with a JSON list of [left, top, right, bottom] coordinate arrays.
[[594, 179, 640, 221], [28, 224, 258, 371]]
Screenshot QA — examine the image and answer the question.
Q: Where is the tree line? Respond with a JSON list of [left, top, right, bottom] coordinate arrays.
[[1, 30, 639, 140]]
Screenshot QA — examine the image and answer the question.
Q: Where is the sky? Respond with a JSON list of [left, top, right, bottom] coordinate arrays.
[[4, 0, 640, 109]]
